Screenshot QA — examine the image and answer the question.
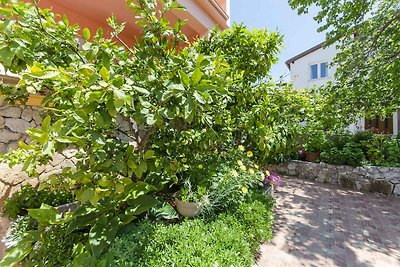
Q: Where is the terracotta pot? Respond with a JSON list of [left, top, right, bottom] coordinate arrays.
[[305, 152, 320, 162], [175, 199, 200, 218]]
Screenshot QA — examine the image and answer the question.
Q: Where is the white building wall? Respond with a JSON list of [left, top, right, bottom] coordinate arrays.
[[288, 45, 398, 135], [290, 45, 338, 90]]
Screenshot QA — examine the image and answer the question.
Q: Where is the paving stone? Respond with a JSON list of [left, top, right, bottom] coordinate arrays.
[[256, 176, 400, 267]]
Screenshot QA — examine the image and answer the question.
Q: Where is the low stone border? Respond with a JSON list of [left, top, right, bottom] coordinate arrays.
[[271, 160, 400, 197]]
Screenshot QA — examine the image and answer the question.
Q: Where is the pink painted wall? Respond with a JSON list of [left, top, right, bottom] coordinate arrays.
[[23, 0, 228, 45], [215, 0, 227, 12]]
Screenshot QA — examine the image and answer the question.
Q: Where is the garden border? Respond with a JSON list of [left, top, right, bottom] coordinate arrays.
[[271, 160, 400, 197]]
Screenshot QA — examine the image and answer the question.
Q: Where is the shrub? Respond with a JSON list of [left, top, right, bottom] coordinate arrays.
[[320, 141, 365, 167], [3, 215, 85, 267], [3, 184, 73, 219], [177, 148, 263, 216], [0, 0, 288, 264], [104, 219, 253, 267], [362, 135, 400, 167], [104, 193, 274, 266], [318, 131, 400, 167]]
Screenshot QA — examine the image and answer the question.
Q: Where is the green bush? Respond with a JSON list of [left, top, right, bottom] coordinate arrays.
[[104, 193, 274, 266], [361, 135, 400, 166], [319, 132, 400, 167], [105, 218, 253, 267], [3, 215, 85, 267], [320, 141, 365, 166], [0, 0, 288, 264], [3, 184, 73, 219]]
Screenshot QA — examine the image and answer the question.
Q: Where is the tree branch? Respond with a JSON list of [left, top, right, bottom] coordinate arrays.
[[33, 0, 87, 64]]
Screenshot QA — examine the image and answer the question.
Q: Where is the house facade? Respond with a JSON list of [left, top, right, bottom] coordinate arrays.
[[285, 43, 399, 135]]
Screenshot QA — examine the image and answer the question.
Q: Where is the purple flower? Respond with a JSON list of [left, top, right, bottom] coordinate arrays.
[[263, 171, 282, 187]]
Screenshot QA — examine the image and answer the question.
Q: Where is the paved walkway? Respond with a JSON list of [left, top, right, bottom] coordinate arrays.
[[257, 176, 400, 267]]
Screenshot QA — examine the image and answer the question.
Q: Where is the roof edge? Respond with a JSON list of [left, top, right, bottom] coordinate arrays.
[[285, 41, 326, 70]]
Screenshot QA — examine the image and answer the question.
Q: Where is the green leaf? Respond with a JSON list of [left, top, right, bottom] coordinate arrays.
[[95, 110, 112, 129], [89, 216, 120, 258], [99, 67, 110, 81], [42, 140, 54, 156], [79, 188, 95, 203], [184, 96, 194, 123], [168, 83, 185, 91], [193, 91, 205, 104], [72, 110, 88, 123], [192, 68, 203, 84], [27, 204, 60, 225], [55, 136, 80, 144], [106, 98, 117, 117], [146, 114, 156, 125], [126, 195, 159, 215], [0, 238, 33, 267], [92, 131, 106, 145], [124, 181, 157, 201], [144, 150, 155, 159], [127, 159, 137, 170], [149, 201, 179, 220], [67, 211, 99, 234], [70, 251, 97, 267], [133, 161, 147, 178], [41, 116, 51, 131], [113, 88, 126, 109], [18, 141, 34, 150], [26, 69, 59, 79], [132, 86, 150, 95], [82, 28, 91, 41], [179, 70, 190, 87], [161, 90, 174, 102], [0, 46, 14, 67]]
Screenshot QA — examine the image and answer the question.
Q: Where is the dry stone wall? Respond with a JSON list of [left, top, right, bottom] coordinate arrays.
[[0, 100, 42, 153], [0, 102, 77, 207], [273, 160, 400, 197]]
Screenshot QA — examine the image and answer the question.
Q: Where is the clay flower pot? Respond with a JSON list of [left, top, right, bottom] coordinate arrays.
[[305, 152, 320, 163], [174, 199, 201, 218]]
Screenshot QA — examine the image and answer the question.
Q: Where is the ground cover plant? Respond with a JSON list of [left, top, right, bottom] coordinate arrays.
[[0, 0, 312, 265], [103, 192, 274, 267], [317, 131, 400, 167]]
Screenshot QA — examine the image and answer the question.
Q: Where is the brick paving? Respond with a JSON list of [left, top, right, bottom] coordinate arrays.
[[256, 176, 400, 267]]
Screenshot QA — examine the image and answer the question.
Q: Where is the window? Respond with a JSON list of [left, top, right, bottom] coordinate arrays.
[[365, 116, 393, 134], [320, 62, 328, 78], [310, 64, 318, 79], [310, 62, 329, 80]]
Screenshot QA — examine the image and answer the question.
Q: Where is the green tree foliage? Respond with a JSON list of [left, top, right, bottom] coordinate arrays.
[[0, 0, 312, 264], [289, 0, 400, 120]]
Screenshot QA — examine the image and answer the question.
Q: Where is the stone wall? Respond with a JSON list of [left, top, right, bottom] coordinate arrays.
[[0, 100, 42, 153], [272, 160, 400, 197], [0, 102, 78, 207]]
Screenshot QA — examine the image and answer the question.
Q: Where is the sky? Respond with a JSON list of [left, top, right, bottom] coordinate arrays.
[[231, 0, 325, 81]]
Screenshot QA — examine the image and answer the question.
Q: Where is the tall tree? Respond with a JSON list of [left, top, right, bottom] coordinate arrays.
[[289, 0, 400, 120]]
